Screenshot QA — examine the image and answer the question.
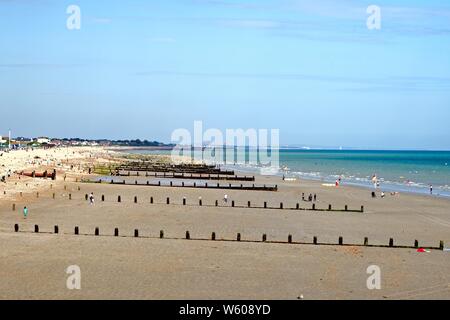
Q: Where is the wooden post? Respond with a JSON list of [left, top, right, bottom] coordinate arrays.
[[52, 193, 55, 199], [313, 236, 317, 245], [211, 232, 216, 240], [69, 194, 72, 200], [232, 200, 235, 207], [134, 229, 139, 238], [134, 196, 137, 203], [248, 201, 251, 208], [280, 202, 283, 209], [361, 205, 364, 213], [118, 195, 121, 203], [262, 234, 267, 242], [36, 192, 39, 198], [85, 194, 88, 200], [288, 235, 292, 243], [150, 197, 153, 204], [328, 204, 332, 211], [312, 203, 316, 210], [12, 203, 15, 211], [14, 224, 19, 232], [364, 237, 369, 246], [439, 240, 444, 250], [296, 203, 299, 209], [95, 227, 99, 236], [160, 230, 164, 238], [199, 199, 202, 206], [186, 231, 190, 240], [264, 202, 267, 209], [102, 195, 105, 202], [345, 205, 348, 211], [237, 233, 241, 241], [34, 225, 39, 233], [166, 197, 170, 204], [183, 198, 186, 205], [114, 228, 119, 237], [339, 236, 343, 245], [389, 238, 394, 247], [75, 226, 79, 235], [414, 240, 419, 248]]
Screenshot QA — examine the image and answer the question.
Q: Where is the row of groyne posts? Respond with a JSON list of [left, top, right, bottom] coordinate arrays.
[[88, 178, 277, 191], [89, 161, 269, 189], [19, 169, 56, 180], [113, 171, 255, 181], [13, 223, 446, 251], [10, 191, 364, 213], [96, 162, 255, 181], [114, 162, 233, 175]]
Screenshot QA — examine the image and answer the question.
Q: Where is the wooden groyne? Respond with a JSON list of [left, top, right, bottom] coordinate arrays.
[[113, 171, 255, 181], [114, 163, 234, 175], [84, 179, 277, 191], [19, 169, 56, 180], [14, 224, 446, 251]]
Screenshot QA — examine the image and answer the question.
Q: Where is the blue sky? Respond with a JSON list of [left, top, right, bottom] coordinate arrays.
[[1, 0, 450, 149]]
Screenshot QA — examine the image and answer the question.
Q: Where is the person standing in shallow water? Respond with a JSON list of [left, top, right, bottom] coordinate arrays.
[[23, 206, 28, 219], [430, 185, 433, 195]]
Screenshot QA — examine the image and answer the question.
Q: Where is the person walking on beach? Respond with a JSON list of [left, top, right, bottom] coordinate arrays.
[[313, 194, 317, 202], [89, 192, 95, 205], [23, 206, 28, 219], [223, 194, 228, 203], [430, 185, 433, 195]]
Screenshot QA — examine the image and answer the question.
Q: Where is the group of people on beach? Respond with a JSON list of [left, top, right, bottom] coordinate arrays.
[[302, 193, 317, 202]]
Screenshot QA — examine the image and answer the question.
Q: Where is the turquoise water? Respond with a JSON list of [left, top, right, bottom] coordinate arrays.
[[276, 150, 450, 197], [126, 149, 450, 197]]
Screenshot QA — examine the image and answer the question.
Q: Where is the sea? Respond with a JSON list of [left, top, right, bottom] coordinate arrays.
[[126, 149, 450, 198]]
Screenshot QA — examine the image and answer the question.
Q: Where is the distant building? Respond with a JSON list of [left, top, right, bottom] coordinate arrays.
[[36, 137, 50, 144], [0, 136, 7, 144]]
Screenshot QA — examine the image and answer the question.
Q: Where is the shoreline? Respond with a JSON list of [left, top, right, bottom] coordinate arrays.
[[121, 149, 450, 198], [2, 146, 449, 202], [223, 164, 450, 199]]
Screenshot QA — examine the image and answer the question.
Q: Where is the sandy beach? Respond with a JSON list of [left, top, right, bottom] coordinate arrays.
[[0, 147, 449, 299]]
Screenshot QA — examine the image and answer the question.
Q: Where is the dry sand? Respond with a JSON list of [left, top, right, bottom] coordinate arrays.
[[0, 147, 449, 299]]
